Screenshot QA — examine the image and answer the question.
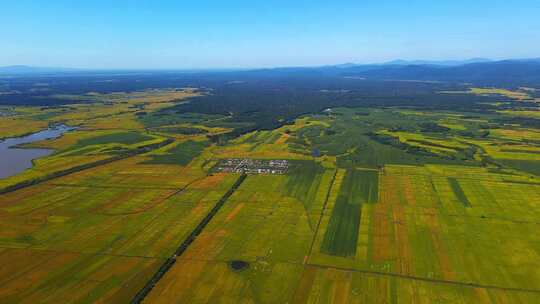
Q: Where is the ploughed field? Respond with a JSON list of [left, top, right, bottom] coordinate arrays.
[[0, 87, 539, 303]]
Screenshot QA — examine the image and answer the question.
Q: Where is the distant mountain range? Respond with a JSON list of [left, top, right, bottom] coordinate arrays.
[[338, 59, 540, 86], [2, 59, 540, 86], [334, 58, 493, 68], [242, 58, 540, 86], [381, 58, 494, 66]]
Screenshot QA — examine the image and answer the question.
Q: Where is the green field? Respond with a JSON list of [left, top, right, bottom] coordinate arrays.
[[143, 140, 210, 165], [448, 177, 472, 207], [321, 169, 379, 257]]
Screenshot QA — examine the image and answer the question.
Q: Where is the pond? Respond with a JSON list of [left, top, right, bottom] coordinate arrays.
[[0, 125, 74, 179]]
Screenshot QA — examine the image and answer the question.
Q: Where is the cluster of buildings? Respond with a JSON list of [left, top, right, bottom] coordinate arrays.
[[214, 158, 289, 175]]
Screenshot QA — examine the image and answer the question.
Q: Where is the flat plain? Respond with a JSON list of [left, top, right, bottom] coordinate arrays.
[[0, 86, 539, 303]]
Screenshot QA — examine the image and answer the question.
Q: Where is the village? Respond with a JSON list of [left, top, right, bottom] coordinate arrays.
[[213, 158, 289, 174]]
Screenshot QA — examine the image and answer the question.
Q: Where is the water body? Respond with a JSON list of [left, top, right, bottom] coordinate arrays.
[[0, 125, 74, 179]]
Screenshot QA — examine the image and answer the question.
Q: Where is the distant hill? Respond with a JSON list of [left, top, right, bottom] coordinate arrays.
[[381, 58, 492, 66], [325, 58, 492, 69], [242, 58, 540, 87], [338, 59, 540, 87]]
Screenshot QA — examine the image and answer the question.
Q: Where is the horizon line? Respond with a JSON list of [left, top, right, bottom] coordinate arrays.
[[2, 56, 540, 72]]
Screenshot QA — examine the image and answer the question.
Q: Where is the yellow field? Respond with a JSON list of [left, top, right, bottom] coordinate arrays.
[[470, 87, 532, 101], [0, 117, 49, 138], [0, 151, 239, 302]]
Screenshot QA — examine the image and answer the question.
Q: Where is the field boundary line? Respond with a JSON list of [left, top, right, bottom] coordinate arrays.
[[306, 169, 338, 259], [288, 168, 338, 304], [0, 246, 164, 260], [306, 263, 540, 294], [134, 253, 540, 293], [46, 183, 180, 190], [385, 171, 539, 185], [369, 210, 540, 226], [130, 174, 247, 304]]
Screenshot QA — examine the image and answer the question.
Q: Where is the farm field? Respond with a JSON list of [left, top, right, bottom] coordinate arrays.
[[309, 165, 540, 290], [143, 163, 540, 303], [0, 150, 240, 302], [0, 86, 539, 303], [143, 166, 335, 303]]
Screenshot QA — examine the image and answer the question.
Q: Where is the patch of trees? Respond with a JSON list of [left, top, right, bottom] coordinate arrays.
[[418, 122, 450, 133], [366, 132, 439, 158], [494, 117, 540, 128]]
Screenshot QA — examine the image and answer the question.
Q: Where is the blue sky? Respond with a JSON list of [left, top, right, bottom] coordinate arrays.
[[1, 0, 539, 69]]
